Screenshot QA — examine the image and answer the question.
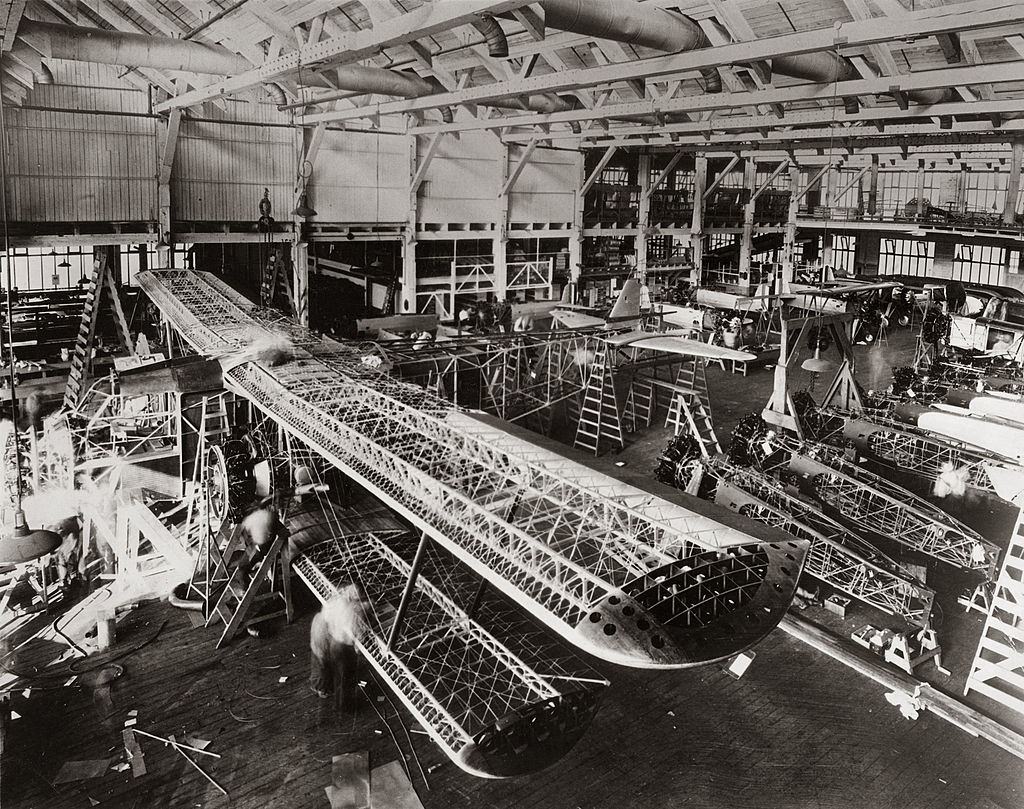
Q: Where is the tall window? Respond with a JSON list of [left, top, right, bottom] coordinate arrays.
[[830, 234, 857, 275], [878, 238, 935, 276], [953, 244, 1021, 285]]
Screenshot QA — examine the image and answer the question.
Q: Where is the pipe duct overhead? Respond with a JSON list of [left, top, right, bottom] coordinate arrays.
[[771, 51, 952, 105], [536, 0, 949, 105], [8, 45, 53, 84], [473, 14, 508, 58], [20, 19, 250, 75], [536, 0, 722, 92], [332, 65, 454, 122]]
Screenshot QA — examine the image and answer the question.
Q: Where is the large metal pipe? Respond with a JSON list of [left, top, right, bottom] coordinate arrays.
[[537, 0, 948, 104], [772, 51, 950, 105], [332, 65, 454, 122], [332, 63, 571, 119], [472, 14, 508, 58], [537, 0, 722, 92], [8, 45, 53, 84], [20, 19, 249, 75]]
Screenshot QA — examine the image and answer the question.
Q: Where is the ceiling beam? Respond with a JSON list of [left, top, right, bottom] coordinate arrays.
[[155, 1, 532, 112], [501, 137, 539, 195], [408, 59, 1024, 138], [644, 151, 685, 200], [582, 119, 1024, 150], [580, 145, 617, 196], [297, 0, 1024, 126], [568, 96, 1024, 147]]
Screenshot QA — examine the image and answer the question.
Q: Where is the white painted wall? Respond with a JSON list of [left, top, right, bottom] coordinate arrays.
[[310, 129, 407, 223]]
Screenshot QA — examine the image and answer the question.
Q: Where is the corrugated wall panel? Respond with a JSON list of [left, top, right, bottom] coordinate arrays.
[[5, 92, 158, 222], [419, 131, 499, 224], [509, 147, 577, 223], [172, 119, 293, 221], [311, 130, 407, 223]]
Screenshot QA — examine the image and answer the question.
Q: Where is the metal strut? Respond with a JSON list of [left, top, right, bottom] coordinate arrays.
[[387, 530, 430, 650]]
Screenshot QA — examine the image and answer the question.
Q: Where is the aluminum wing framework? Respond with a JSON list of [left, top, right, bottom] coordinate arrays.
[[769, 434, 999, 578], [707, 459, 935, 629], [289, 507, 607, 779], [138, 269, 808, 670]]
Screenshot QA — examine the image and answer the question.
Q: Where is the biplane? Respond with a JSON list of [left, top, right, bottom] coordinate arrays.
[[133, 269, 809, 778], [551, 279, 756, 364]]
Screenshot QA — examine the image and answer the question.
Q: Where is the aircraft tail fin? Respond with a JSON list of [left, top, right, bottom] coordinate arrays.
[[608, 279, 642, 321], [559, 284, 572, 305]]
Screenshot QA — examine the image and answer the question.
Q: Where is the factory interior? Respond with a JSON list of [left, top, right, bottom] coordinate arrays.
[[2, 1, 1024, 807]]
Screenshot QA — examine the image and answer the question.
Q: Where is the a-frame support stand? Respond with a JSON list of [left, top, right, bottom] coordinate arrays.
[[62, 247, 133, 410]]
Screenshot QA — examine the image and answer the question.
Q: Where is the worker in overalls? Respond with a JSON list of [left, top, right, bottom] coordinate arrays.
[[309, 584, 368, 709]]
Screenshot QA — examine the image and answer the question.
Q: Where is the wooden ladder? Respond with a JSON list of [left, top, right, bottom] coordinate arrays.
[[381, 274, 400, 316], [623, 376, 655, 433], [573, 343, 624, 455], [62, 249, 132, 411], [665, 358, 721, 457], [259, 245, 292, 311], [206, 532, 292, 648]]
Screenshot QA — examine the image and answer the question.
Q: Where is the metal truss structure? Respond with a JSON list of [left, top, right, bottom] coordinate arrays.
[[37, 368, 228, 502], [138, 269, 809, 675], [294, 521, 607, 778], [768, 434, 999, 578], [706, 459, 934, 629], [817, 407, 1009, 497], [372, 330, 599, 431]]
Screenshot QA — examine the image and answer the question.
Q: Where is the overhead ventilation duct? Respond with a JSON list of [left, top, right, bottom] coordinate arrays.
[[332, 63, 570, 121], [771, 51, 951, 105], [473, 14, 508, 58], [536, 0, 722, 92], [332, 64, 455, 122], [8, 45, 53, 84], [534, 0, 949, 105], [19, 19, 251, 75]]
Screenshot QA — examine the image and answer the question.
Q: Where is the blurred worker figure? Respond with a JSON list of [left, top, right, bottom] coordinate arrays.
[[237, 504, 287, 585], [48, 513, 83, 586], [310, 584, 369, 709]]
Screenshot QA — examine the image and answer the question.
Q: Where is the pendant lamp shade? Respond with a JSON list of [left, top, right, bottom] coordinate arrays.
[[1, 509, 62, 565]]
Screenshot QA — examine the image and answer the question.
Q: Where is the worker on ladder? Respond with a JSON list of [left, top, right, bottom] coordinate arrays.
[[309, 584, 369, 708], [235, 502, 289, 637]]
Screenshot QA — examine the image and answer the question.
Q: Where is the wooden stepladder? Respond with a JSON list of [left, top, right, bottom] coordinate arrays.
[[259, 245, 292, 311], [664, 358, 721, 457], [62, 248, 132, 411], [573, 343, 624, 455], [206, 529, 293, 648]]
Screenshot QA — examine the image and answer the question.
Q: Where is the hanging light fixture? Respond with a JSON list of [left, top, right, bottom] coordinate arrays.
[[801, 323, 836, 374], [57, 250, 71, 269], [0, 81, 62, 565], [291, 191, 317, 218], [801, 343, 837, 374]]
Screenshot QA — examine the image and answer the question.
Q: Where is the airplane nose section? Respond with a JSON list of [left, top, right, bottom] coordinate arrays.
[[575, 539, 810, 669]]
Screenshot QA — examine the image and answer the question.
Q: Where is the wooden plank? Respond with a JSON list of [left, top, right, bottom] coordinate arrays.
[[326, 752, 370, 809], [370, 761, 424, 809]]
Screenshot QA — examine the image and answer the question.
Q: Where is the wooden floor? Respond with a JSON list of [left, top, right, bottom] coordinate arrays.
[[2, 591, 1021, 809], [3, 327, 1023, 808]]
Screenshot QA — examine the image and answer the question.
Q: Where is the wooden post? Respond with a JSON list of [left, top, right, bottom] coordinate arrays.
[[401, 135, 419, 313], [691, 156, 707, 285], [494, 142, 510, 301], [738, 158, 757, 278], [781, 164, 801, 291], [916, 159, 927, 217], [636, 153, 651, 284], [569, 150, 586, 302], [291, 240, 309, 325], [1003, 139, 1023, 225], [867, 153, 879, 216]]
